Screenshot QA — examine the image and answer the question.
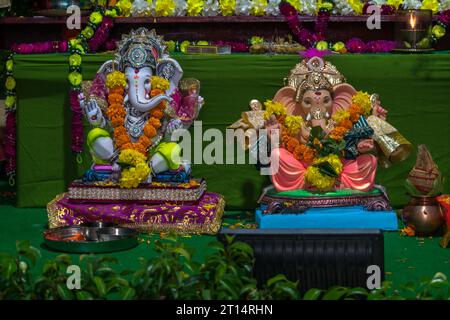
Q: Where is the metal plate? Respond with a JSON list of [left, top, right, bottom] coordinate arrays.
[[43, 226, 138, 253]]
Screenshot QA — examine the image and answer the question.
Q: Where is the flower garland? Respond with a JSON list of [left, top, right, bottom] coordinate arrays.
[[431, 9, 450, 43], [4, 54, 16, 186], [11, 41, 68, 54], [118, 149, 150, 188], [104, 72, 169, 188], [280, 1, 398, 52], [114, 0, 450, 16], [264, 89, 372, 190], [118, 149, 151, 188], [105, 71, 168, 156], [68, 6, 120, 161], [279, 0, 333, 48]]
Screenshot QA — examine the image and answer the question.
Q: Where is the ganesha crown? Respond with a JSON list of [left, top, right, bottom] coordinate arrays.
[[116, 28, 168, 71]]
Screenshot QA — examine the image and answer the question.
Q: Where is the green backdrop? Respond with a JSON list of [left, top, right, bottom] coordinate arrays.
[[14, 53, 450, 208]]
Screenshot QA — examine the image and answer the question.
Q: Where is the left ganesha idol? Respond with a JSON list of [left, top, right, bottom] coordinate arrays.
[[47, 28, 224, 234]]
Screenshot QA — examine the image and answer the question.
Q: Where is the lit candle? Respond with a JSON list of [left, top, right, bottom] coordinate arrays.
[[409, 12, 417, 49]]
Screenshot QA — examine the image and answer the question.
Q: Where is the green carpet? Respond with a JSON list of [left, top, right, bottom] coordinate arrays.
[[0, 205, 448, 288]]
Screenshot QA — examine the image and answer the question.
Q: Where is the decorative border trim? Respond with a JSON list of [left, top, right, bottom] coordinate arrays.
[[68, 179, 206, 203], [47, 192, 225, 235], [261, 192, 392, 214]]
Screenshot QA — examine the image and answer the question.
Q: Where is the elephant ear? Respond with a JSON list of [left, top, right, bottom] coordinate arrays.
[[273, 87, 303, 117], [332, 83, 357, 114], [96, 60, 119, 81], [156, 57, 183, 95]]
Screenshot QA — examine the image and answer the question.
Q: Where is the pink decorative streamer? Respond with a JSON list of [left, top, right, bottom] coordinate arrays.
[[4, 111, 16, 177], [69, 90, 84, 154], [212, 41, 249, 52], [88, 17, 114, 52], [11, 41, 68, 54]]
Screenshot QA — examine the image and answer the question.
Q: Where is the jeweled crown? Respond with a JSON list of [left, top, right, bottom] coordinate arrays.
[[116, 28, 167, 70], [286, 56, 346, 102]]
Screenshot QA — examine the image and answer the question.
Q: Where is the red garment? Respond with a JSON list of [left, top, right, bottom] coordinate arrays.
[[270, 147, 377, 192]]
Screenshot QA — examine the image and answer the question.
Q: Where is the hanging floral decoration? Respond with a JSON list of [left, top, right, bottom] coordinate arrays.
[[11, 41, 68, 54], [279, 1, 397, 52], [220, 0, 236, 15], [4, 54, 16, 186], [154, 0, 177, 16], [431, 9, 450, 42], [187, 0, 205, 15], [67, 5, 120, 161]]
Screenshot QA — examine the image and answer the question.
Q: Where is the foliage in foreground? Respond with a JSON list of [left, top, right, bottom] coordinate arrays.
[[0, 237, 449, 300]]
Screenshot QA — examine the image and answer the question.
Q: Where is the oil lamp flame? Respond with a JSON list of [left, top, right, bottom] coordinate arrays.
[[409, 13, 417, 30]]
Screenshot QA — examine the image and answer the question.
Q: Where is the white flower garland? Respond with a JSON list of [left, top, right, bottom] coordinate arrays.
[[402, 0, 422, 9], [301, 0, 317, 15], [173, 0, 188, 16], [266, 0, 281, 15], [129, 0, 450, 17], [131, 0, 152, 16], [439, 0, 450, 10], [235, 0, 252, 15], [332, 0, 355, 16], [203, 0, 221, 15]]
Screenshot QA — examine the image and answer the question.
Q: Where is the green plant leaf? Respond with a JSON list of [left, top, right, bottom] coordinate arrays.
[[172, 247, 191, 261], [16, 240, 41, 266], [267, 274, 288, 287], [56, 283, 74, 300], [207, 241, 225, 252], [314, 161, 338, 178], [303, 288, 322, 300], [54, 254, 72, 266], [273, 284, 299, 299], [229, 241, 254, 256], [0, 257, 17, 279], [346, 287, 369, 298], [310, 126, 324, 139], [218, 279, 239, 299], [120, 287, 136, 300], [322, 286, 348, 300], [202, 289, 212, 300], [76, 290, 94, 300], [92, 276, 106, 297]]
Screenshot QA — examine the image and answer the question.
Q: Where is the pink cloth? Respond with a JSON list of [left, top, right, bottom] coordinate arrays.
[[271, 147, 377, 192]]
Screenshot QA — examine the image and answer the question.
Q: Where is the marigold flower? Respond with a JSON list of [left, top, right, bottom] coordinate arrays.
[[329, 126, 348, 141], [144, 124, 157, 138], [286, 138, 300, 153], [148, 117, 161, 128], [151, 109, 164, 119], [340, 119, 353, 130]]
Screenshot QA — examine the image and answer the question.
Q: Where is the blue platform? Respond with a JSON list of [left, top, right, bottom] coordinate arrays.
[[256, 205, 398, 231]]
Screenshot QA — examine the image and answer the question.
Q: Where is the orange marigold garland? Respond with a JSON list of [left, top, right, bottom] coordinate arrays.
[[105, 72, 170, 156], [266, 96, 367, 165]]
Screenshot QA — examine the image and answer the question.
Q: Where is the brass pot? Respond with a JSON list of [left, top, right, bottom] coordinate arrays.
[[402, 195, 445, 236]]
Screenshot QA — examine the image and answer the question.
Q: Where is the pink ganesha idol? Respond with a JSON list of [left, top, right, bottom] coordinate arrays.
[[260, 50, 413, 198]]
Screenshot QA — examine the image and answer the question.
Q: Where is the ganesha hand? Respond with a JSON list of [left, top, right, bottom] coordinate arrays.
[[357, 139, 375, 153], [79, 93, 105, 127], [372, 104, 388, 120], [166, 119, 184, 140], [197, 96, 205, 113], [299, 125, 311, 144], [265, 115, 280, 140]]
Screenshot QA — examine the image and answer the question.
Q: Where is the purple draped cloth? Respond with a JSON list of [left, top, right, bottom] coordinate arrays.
[[47, 192, 224, 235]]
